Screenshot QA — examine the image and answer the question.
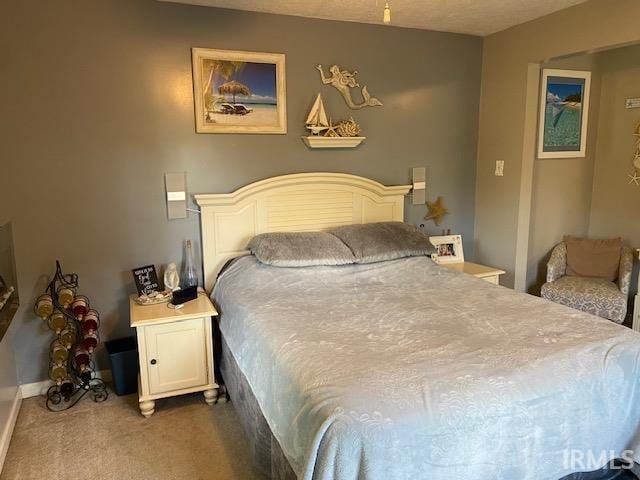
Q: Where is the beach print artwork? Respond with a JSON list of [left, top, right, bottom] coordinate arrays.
[[192, 48, 286, 134], [538, 69, 591, 158]]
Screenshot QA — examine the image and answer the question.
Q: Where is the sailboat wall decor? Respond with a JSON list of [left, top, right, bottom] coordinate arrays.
[[302, 93, 366, 149], [306, 93, 329, 135]]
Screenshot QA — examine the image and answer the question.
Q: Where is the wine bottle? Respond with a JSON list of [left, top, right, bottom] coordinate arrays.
[[36, 294, 54, 319], [82, 332, 99, 352], [56, 286, 75, 308], [182, 240, 198, 288], [60, 325, 77, 349], [59, 378, 74, 398], [79, 368, 92, 385], [82, 310, 99, 333], [74, 347, 90, 371], [49, 363, 67, 384], [71, 295, 89, 320], [51, 340, 69, 364], [48, 311, 68, 334]]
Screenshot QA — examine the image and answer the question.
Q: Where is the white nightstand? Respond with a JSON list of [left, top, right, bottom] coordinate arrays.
[[442, 261, 506, 285], [129, 293, 219, 418]]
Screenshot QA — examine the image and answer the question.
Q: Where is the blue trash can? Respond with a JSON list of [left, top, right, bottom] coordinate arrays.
[[105, 336, 139, 396]]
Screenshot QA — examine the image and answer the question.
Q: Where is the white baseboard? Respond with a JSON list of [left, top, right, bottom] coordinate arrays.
[[0, 387, 21, 474], [20, 369, 112, 399]]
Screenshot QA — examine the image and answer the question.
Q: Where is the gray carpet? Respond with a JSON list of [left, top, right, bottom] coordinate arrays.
[[1, 391, 265, 480], [7, 391, 638, 480]]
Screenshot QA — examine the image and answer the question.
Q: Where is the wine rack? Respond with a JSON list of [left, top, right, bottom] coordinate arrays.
[[35, 261, 107, 411]]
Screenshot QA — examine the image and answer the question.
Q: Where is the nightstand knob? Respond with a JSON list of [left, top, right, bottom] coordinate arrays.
[[150, 359, 157, 365]]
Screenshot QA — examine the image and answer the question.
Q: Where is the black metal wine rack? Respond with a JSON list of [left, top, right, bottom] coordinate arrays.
[[34, 261, 107, 411]]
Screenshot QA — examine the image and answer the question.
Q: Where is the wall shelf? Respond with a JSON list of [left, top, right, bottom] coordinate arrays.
[[301, 136, 365, 149]]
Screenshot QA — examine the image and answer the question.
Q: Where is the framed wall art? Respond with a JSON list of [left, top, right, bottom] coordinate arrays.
[[537, 69, 591, 158], [191, 48, 287, 134]]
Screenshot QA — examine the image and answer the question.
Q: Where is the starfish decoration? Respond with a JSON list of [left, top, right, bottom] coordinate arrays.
[[631, 123, 640, 183], [424, 196, 448, 226], [323, 118, 339, 137]]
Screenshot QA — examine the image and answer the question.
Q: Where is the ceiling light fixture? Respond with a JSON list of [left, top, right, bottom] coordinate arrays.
[[383, 2, 391, 24]]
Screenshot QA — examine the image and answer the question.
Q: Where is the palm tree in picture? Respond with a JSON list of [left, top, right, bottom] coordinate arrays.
[[202, 60, 245, 110], [218, 80, 251, 105]]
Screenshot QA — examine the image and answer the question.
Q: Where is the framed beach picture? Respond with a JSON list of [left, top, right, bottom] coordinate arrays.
[[537, 69, 591, 158], [191, 48, 287, 134]]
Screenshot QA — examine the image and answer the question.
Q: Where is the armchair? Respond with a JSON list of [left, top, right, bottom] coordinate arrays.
[[541, 242, 633, 323]]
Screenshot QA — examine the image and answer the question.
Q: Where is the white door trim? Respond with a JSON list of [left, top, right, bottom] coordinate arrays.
[[0, 388, 21, 474]]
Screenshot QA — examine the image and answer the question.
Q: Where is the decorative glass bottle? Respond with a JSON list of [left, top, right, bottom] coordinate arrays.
[[182, 240, 198, 288]]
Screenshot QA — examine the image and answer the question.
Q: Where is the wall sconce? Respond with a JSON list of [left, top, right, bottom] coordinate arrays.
[[165, 172, 187, 219], [412, 167, 426, 204]]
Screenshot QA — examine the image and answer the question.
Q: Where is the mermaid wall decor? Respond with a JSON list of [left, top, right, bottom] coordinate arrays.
[[316, 64, 383, 110]]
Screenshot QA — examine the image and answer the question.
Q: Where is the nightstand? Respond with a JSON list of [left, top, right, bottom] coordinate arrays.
[[129, 293, 219, 418], [442, 261, 506, 285]]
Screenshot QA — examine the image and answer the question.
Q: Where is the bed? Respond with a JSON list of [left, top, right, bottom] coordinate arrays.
[[195, 173, 640, 480]]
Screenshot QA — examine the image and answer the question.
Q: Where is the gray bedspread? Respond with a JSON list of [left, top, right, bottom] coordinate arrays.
[[212, 255, 640, 480]]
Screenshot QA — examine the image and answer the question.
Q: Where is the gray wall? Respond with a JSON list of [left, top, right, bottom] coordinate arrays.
[[475, 0, 640, 289], [0, 0, 482, 384], [589, 44, 640, 297], [589, 44, 640, 246]]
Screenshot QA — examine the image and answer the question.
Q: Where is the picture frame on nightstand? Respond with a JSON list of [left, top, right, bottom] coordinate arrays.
[[429, 235, 464, 264]]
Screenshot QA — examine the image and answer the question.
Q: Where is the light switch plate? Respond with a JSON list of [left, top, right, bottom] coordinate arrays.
[[495, 160, 505, 177]]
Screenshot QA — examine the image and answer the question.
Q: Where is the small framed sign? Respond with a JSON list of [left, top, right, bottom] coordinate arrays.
[[132, 265, 160, 296]]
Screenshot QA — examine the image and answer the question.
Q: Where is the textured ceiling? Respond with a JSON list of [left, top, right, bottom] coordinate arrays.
[[158, 0, 588, 36]]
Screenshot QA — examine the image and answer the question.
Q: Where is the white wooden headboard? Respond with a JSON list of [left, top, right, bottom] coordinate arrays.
[[194, 172, 411, 291]]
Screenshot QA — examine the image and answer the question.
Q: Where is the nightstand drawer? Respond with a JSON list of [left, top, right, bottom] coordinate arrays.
[[144, 317, 208, 395]]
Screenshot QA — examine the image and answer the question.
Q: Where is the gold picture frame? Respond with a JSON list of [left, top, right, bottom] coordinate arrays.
[[191, 48, 287, 134]]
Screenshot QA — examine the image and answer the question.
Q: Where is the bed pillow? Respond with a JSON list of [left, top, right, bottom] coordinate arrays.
[[247, 232, 356, 267], [328, 222, 430, 264], [564, 235, 622, 281]]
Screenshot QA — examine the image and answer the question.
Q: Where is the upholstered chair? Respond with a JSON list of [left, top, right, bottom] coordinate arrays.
[[541, 242, 633, 323]]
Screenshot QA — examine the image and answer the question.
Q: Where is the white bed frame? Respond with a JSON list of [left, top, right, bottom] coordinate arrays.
[[195, 172, 411, 291]]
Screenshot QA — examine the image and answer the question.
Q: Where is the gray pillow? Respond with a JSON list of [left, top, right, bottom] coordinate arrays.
[[328, 222, 430, 264], [247, 232, 356, 267]]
